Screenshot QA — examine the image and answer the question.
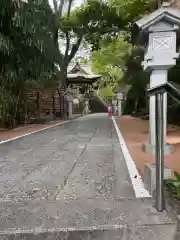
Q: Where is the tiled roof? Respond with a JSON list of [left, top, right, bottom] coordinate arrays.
[[136, 4, 180, 30], [67, 62, 97, 75], [67, 62, 101, 81]]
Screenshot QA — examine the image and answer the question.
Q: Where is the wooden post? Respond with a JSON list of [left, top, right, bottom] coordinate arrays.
[[52, 93, 56, 120], [36, 92, 40, 118]]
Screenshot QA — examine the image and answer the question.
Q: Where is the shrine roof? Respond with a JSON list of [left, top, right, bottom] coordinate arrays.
[[67, 61, 101, 82]]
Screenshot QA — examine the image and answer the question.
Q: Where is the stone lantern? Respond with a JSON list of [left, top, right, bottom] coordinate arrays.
[[83, 91, 90, 114], [115, 89, 124, 116], [115, 85, 131, 116], [135, 1, 180, 211], [135, 2, 180, 155], [64, 86, 74, 119]]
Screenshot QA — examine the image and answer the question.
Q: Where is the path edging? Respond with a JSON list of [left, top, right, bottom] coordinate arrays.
[[0, 115, 87, 145], [0, 119, 72, 145], [112, 116, 151, 198]]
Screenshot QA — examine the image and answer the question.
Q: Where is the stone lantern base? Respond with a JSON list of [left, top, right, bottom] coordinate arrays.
[[144, 163, 172, 196], [142, 142, 173, 196], [142, 142, 173, 155]]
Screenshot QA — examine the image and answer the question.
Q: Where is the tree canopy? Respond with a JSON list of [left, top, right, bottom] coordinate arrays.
[[2, 0, 179, 126], [92, 36, 130, 89], [0, 0, 57, 127], [88, 0, 155, 111]]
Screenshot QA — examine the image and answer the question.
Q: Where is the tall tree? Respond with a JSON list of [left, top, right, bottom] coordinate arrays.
[[51, 0, 126, 87], [92, 36, 130, 89], [49, 0, 81, 88], [0, 0, 57, 127]]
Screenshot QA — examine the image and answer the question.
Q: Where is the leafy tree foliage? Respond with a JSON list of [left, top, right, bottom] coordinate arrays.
[[0, 0, 57, 127], [58, 0, 126, 86], [92, 36, 130, 89], [0, 0, 127, 126], [89, 0, 163, 114], [0, 0, 168, 127]]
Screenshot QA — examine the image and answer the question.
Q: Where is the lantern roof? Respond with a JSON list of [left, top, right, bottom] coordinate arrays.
[[135, 3, 180, 32], [132, 2, 180, 45]]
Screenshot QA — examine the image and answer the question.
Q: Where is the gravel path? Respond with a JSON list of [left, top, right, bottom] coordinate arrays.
[[0, 113, 134, 201]]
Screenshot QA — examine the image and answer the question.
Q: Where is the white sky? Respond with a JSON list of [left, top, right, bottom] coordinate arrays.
[[48, 0, 90, 61], [48, 0, 84, 10]]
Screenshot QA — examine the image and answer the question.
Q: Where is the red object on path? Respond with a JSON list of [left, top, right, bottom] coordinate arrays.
[[108, 106, 112, 117]]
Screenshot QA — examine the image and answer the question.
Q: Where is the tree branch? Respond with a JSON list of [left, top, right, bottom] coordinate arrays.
[[68, 36, 82, 64], [64, 32, 70, 64], [67, 0, 74, 17], [52, 0, 58, 13], [62, 0, 74, 66], [57, 0, 65, 17]]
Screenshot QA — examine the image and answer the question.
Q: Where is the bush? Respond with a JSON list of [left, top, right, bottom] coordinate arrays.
[[164, 171, 180, 199]]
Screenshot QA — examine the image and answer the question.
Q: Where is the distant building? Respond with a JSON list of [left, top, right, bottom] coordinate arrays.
[[27, 61, 101, 120]]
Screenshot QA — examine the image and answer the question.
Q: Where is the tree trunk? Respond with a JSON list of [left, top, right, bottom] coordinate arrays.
[[24, 104, 28, 125], [52, 94, 56, 120], [59, 69, 68, 120], [36, 92, 40, 118], [134, 97, 139, 114]]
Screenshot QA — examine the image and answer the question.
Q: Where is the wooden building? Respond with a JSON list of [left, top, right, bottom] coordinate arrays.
[[27, 62, 101, 120]]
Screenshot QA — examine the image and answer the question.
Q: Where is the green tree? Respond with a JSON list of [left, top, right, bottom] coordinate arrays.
[[89, 0, 168, 115], [0, 0, 57, 128], [99, 86, 115, 99], [92, 36, 130, 89], [54, 0, 151, 88], [57, 0, 125, 87]]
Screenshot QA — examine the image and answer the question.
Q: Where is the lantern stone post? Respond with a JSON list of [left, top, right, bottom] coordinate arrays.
[[135, 2, 180, 199], [64, 86, 74, 119], [84, 99, 89, 114], [116, 89, 124, 116]]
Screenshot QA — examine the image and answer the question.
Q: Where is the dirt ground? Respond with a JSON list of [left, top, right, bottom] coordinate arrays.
[[116, 116, 180, 178], [0, 120, 63, 142]]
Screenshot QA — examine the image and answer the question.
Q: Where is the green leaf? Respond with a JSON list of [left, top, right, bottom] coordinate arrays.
[[172, 194, 180, 199], [171, 182, 180, 187], [174, 171, 180, 182], [164, 178, 177, 184]]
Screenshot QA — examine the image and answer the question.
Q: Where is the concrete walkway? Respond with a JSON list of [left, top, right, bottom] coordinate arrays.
[[0, 113, 177, 240], [0, 113, 134, 201]]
